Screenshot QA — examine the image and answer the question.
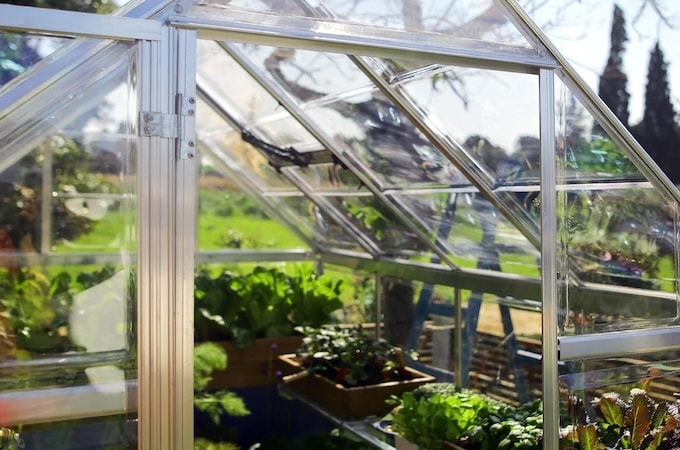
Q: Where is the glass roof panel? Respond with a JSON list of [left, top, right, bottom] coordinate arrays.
[[233, 44, 374, 105], [393, 190, 541, 276], [556, 80, 679, 335], [395, 65, 541, 187], [301, 93, 470, 190], [327, 193, 440, 258], [192, 0, 532, 49], [196, 100, 297, 192], [275, 195, 369, 253], [556, 85, 645, 182], [0, 32, 73, 90], [287, 164, 363, 192]]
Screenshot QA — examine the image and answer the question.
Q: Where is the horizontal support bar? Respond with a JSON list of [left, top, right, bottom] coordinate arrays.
[[170, 12, 557, 74], [558, 326, 680, 361], [0, 4, 162, 41]]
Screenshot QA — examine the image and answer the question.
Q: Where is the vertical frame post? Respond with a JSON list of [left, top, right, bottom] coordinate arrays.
[[539, 68, 560, 448], [137, 25, 196, 450]]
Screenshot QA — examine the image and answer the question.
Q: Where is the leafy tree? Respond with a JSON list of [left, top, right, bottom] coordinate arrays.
[[632, 42, 680, 183], [595, 4, 631, 135]]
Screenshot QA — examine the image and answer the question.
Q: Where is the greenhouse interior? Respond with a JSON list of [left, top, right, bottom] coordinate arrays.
[[1, 0, 680, 449]]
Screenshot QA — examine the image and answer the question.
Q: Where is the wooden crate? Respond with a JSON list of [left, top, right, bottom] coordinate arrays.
[[278, 353, 435, 420], [207, 336, 303, 390]]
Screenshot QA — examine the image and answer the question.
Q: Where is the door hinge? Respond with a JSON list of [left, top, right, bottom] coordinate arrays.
[[139, 111, 178, 138], [138, 94, 196, 160], [176, 94, 197, 160]]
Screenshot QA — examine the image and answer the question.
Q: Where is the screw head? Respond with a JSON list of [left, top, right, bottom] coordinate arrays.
[[188, 141, 195, 147]]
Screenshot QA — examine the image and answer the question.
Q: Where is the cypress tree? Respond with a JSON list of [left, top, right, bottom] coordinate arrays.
[[633, 43, 680, 183], [595, 4, 630, 134]]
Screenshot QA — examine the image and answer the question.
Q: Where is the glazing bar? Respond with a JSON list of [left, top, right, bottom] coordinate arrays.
[[171, 11, 556, 73], [559, 327, 680, 361], [539, 68, 559, 450], [0, 4, 161, 40]]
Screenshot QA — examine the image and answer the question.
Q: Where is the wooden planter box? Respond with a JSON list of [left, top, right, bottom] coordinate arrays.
[[207, 336, 304, 390], [278, 353, 435, 420]]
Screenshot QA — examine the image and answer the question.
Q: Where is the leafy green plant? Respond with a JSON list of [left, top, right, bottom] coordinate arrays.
[[561, 385, 680, 450], [193, 342, 250, 425], [0, 268, 74, 354], [193, 342, 249, 450], [294, 325, 413, 387], [0, 427, 24, 449], [389, 383, 542, 450], [288, 265, 343, 328], [194, 265, 344, 348]]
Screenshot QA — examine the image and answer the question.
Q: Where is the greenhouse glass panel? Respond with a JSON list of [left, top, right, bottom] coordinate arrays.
[[558, 349, 680, 449], [0, 42, 137, 448], [287, 164, 363, 192], [196, 103, 297, 192], [191, 0, 532, 49], [328, 193, 439, 258], [555, 80, 679, 335], [0, 41, 134, 174], [275, 195, 368, 253], [0, 32, 72, 88], [397, 66, 541, 187], [393, 190, 541, 276]]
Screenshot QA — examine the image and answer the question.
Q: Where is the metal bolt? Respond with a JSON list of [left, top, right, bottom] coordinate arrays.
[[188, 97, 196, 105], [188, 141, 195, 147], [143, 114, 153, 122], [187, 109, 195, 116], [187, 152, 194, 159], [174, 3, 183, 13], [143, 125, 153, 134]]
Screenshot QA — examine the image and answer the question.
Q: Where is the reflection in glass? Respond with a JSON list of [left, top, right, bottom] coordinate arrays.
[[0, 32, 72, 89], [559, 353, 680, 449], [276, 196, 364, 252], [399, 67, 540, 187], [288, 164, 363, 192], [195, 0, 530, 48], [328, 194, 435, 257], [395, 191, 540, 275], [0, 43, 137, 447], [303, 93, 468, 189], [555, 81, 679, 335]]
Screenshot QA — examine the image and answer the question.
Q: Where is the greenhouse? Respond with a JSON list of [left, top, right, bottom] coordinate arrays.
[[0, 0, 679, 449]]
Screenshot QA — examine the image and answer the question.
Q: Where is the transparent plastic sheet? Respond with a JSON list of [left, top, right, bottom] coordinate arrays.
[[190, 0, 532, 49], [394, 190, 540, 275], [554, 78, 680, 335], [0, 42, 137, 448], [0, 41, 134, 174], [559, 355, 680, 449], [0, 32, 73, 90]]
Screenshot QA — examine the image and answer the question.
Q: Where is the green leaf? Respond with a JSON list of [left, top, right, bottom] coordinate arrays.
[[576, 424, 601, 450], [627, 394, 652, 450], [599, 394, 625, 426]]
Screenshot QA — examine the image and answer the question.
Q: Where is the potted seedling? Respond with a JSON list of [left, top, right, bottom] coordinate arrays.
[[278, 325, 434, 420]]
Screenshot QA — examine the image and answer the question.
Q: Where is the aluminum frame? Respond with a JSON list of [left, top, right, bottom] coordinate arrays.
[[0, 4, 161, 41], [136, 26, 196, 450]]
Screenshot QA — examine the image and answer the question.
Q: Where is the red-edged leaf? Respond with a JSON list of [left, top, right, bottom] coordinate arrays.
[[599, 394, 625, 426], [626, 395, 652, 450], [577, 424, 601, 450]]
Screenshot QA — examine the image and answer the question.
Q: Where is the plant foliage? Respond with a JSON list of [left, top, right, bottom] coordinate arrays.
[[294, 325, 414, 387], [194, 265, 343, 347]]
